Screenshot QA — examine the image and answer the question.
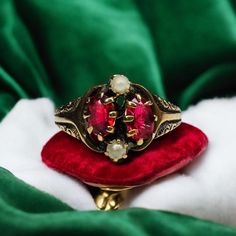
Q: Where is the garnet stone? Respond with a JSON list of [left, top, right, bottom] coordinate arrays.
[[125, 97, 154, 141], [85, 97, 115, 138]]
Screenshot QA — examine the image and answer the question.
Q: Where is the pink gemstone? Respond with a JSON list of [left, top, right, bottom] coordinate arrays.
[[125, 98, 154, 140], [86, 97, 115, 137]]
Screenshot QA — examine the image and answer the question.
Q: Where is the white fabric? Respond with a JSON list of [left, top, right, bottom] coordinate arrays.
[[0, 97, 236, 226]]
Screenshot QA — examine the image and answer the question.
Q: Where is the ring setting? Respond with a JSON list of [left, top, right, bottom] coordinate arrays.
[[55, 75, 181, 162]]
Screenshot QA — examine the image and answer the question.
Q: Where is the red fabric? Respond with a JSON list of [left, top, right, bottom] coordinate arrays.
[[41, 123, 208, 187]]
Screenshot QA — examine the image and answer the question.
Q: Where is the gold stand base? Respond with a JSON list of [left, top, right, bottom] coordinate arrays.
[[95, 190, 123, 210], [93, 187, 131, 210]]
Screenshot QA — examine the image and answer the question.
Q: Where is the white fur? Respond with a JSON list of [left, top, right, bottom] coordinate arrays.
[[0, 99, 95, 210], [0, 97, 236, 226]]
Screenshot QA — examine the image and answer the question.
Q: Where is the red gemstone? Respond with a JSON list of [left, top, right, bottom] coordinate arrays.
[[86, 97, 115, 137], [125, 98, 154, 140]]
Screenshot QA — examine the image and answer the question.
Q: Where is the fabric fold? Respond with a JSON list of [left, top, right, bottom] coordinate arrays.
[[0, 168, 236, 235]]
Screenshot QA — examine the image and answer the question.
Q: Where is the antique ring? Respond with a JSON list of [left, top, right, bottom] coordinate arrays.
[[55, 74, 181, 162]]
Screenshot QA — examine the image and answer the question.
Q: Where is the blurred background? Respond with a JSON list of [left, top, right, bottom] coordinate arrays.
[[1, 0, 236, 121]]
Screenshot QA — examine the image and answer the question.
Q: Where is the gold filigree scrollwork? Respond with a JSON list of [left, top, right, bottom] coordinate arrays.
[[57, 124, 80, 139], [55, 98, 81, 115], [156, 120, 181, 138], [156, 96, 181, 113]]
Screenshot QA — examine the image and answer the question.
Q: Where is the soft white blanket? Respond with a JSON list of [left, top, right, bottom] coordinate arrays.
[[0, 97, 236, 226]]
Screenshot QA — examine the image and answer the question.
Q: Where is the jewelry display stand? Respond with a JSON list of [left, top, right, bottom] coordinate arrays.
[[41, 123, 208, 210]]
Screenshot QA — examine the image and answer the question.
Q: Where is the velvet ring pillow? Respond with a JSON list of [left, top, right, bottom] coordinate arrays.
[[42, 122, 208, 209]]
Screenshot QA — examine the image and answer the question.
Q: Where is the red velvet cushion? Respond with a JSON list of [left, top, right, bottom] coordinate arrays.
[[41, 123, 208, 187]]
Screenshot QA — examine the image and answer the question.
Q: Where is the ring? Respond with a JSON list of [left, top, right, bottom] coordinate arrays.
[[55, 74, 181, 162]]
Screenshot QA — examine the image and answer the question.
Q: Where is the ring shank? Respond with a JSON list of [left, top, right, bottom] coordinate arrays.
[[55, 98, 82, 140], [152, 95, 181, 138]]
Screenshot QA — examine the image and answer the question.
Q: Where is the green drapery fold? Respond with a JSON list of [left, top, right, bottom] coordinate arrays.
[[1, 168, 236, 235], [1, 0, 236, 118], [1, 0, 236, 234]]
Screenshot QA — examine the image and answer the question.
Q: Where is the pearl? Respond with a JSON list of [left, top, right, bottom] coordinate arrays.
[[110, 75, 130, 94], [106, 139, 127, 161]]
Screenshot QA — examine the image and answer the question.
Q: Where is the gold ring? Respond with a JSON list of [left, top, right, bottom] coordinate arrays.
[[55, 74, 181, 162]]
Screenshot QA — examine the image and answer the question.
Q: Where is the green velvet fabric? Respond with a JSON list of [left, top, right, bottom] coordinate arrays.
[[1, 167, 236, 236], [1, 0, 236, 235]]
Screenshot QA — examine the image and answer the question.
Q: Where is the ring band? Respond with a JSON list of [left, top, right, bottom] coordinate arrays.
[[55, 74, 181, 162]]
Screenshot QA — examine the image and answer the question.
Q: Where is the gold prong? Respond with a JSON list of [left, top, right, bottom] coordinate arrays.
[[122, 154, 128, 159], [137, 138, 144, 146], [109, 111, 117, 118], [126, 101, 136, 108], [124, 143, 129, 148], [97, 134, 104, 141], [127, 129, 138, 137], [100, 92, 104, 98], [135, 93, 142, 101], [106, 126, 115, 133], [144, 100, 153, 106], [86, 97, 91, 103], [83, 114, 90, 119], [123, 115, 134, 122], [104, 97, 115, 104], [87, 126, 93, 134], [105, 152, 109, 156], [154, 114, 158, 121]]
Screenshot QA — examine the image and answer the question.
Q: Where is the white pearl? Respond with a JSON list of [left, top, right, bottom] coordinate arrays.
[[110, 75, 130, 94], [106, 140, 127, 161]]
